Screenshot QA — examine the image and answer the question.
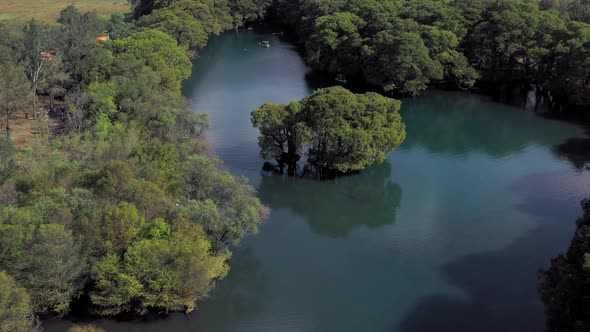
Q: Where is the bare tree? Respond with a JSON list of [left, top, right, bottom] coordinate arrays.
[[22, 19, 52, 119]]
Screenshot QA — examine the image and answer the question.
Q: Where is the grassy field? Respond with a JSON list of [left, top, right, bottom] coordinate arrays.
[[0, 0, 130, 22]]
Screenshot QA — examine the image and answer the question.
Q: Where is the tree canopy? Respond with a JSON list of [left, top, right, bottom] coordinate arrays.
[[0, 271, 38, 332], [252, 86, 406, 178], [277, 0, 590, 107], [539, 200, 590, 331], [0, 1, 269, 318]]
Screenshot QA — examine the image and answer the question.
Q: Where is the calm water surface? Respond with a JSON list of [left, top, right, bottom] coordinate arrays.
[[48, 30, 590, 332]]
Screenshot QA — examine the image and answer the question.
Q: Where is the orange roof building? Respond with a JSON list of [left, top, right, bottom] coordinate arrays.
[[95, 36, 109, 43], [40, 49, 57, 62]]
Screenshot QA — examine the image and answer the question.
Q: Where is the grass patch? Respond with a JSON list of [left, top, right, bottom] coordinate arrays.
[[8, 113, 59, 149], [0, 0, 130, 22]]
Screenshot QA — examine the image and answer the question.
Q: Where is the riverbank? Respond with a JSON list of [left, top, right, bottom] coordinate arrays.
[[44, 29, 590, 332]]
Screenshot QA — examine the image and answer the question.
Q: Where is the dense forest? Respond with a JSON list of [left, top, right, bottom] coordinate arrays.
[[275, 0, 590, 109], [0, 0, 270, 330]]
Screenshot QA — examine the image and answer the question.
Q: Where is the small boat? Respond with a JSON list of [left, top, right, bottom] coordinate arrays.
[[259, 40, 270, 48], [335, 74, 347, 84]]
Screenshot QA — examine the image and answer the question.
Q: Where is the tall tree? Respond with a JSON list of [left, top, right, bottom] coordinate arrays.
[[301, 87, 406, 176], [15, 224, 85, 315], [112, 29, 192, 93], [57, 6, 108, 84], [252, 87, 406, 178], [0, 271, 38, 332], [91, 220, 228, 315], [0, 64, 32, 137], [22, 19, 52, 118], [250, 101, 309, 173]]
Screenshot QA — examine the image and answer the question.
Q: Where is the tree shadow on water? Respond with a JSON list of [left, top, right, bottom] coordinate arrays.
[[399, 170, 580, 332], [191, 247, 266, 332], [553, 136, 590, 171], [550, 119, 590, 171], [399, 222, 555, 332], [257, 161, 403, 238]]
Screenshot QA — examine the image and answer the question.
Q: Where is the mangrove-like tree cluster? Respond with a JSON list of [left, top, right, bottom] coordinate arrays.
[[251, 86, 406, 177]]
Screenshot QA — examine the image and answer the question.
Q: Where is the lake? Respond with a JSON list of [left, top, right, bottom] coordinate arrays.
[[47, 29, 590, 332]]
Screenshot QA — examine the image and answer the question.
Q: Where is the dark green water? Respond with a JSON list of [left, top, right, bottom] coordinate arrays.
[[48, 30, 590, 332]]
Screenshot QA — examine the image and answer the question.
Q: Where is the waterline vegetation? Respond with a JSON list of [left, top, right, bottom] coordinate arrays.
[[251, 86, 406, 178]]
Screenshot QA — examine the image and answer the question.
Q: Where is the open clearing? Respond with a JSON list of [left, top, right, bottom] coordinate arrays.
[[8, 113, 59, 149], [0, 0, 130, 22]]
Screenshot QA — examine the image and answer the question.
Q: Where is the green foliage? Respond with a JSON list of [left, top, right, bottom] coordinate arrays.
[[57, 6, 109, 84], [0, 271, 37, 332], [280, 0, 590, 106], [0, 137, 16, 184], [0, 64, 32, 136], [252, 87, 406, 177], [550, 21, 590, 106], [138, 7, 209, 53], [281, 0, 474, 94], [16, 224, 85, 315], [306, 12, 366, 74], [112, 29, 192, 93], [362, 28, 443, 94], [568, 0, 590, 23], [0, 21, 24, 66], [137, 0, 235, 54], [182, 155, 268, 252], [91, 220, 228, 315], [301, 87, 406, 174], [102, 202, 144, 255], [539, 200, 590, 331], [250, 101, 309, 166], [68, 325, 105, 332], [0, 2, 268, 318]]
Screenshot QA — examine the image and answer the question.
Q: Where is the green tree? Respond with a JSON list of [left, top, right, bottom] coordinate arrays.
[[539, 199, 590, 331], [138, 8, 209, 54], [112, 29, 192, 93], [102, 202, 144, 255], [252, 87, 406, 178], [551, 21, 590, 107], [0, 21, 24, 67], [301, 86, 406, 176], [0, 138, 16, 184], [57, 6, 108, 84], [0, 64, 32, 136], [91, 219, 228, 315], [568, 0, 590, 23], [68, 325, 105, 332], [463, 0, 541, 81], [16, 224, 85, 315], [305, 12, 367, 75], [230, 0, 272, 28], [0, 271, 38, 332], [37, 55, 70, 111], [182, 155, 268, 252], [362, 28, 443, 94], [250, 101, 309, 173], [22, 19, 52, 118], [0, 4, 269, 320]]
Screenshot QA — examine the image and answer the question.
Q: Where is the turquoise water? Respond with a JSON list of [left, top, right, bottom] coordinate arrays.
[[47, 29, 590, 332]]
